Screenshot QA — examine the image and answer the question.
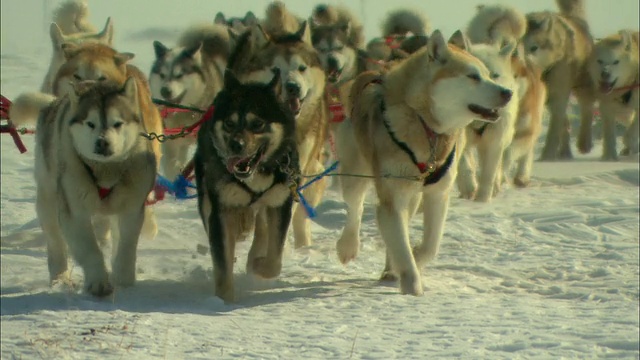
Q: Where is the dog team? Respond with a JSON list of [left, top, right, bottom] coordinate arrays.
[[8, 0, 638, 302]]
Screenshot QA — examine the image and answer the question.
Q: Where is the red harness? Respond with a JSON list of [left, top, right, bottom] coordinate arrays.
[[326, 86, 346, 123]]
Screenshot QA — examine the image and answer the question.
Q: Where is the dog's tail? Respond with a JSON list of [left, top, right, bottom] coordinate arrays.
[[381, 9, 431, 37], [556, 0, 586, 19], [350, 71, 385, 125], [263, 1, 302, 37], [178, 23, 233, 63], [466, 4, 526, 45], [311, 4, 365, 49], [52, 0, 97, 35], [8, 92, 57, 128]]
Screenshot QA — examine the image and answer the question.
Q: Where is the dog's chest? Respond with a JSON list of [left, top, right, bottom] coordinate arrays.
[[217, 173, 291, 208]]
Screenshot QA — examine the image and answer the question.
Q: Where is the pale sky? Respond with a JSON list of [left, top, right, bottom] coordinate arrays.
[[1, 1, 638, 56]]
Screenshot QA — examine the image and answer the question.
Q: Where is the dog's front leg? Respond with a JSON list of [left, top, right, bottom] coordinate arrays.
[[37, 187, 70, 284], [247, 208, 268, 274], [599, 101, 619, 161], [58, 208, 112, 297], [251, 197, 294, 279], [622, 111, 639, 156], [475, 140, 505, 202], [540, 90, 571, 160], [413, 184, 451, 269], [576, 91, 595, 154], [111, 205, 145, 287], [375, 183, 422, 295], [208, 206, 236, 303], [456, 142, 477, 200]]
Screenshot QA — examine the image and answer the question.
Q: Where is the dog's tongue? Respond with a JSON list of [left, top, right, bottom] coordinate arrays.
[[226, 156, 250, 174], [600, 81, 614, 94], [288, 97, 301, 114]]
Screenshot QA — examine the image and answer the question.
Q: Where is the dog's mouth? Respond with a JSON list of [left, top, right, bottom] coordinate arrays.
[[225, 145, 267, 179], [164, 89, 187, 104], [468, 104, 500, 122], [599, 79, 617, 94], [327, 68, 343, 83], [287, 96, 306, 116]]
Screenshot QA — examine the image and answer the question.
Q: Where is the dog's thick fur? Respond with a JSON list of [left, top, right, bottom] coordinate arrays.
[[586, 30, 640, 160], [23, 79, 157, 297], [228, 4, 329, 249], [366, 9, 430, 72], [502, 52, 548, 187], [41, 15, 114, 94], [449, 31, 519, 203], [149, 23, 232, 180], [52, 0, 97, 35], [522, 0, 596, 160], [262, 1, 304, 37], [215, 11, 259, 35], [194, 70, 299, 302], [335, 30, 514, 295], [466, 4, 527, 46]]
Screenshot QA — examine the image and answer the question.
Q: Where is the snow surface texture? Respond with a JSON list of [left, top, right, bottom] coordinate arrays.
[[1, 1, 639, 359]]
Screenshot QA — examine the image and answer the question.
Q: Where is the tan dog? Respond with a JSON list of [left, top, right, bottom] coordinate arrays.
[[335, 30, 514, 295], [586, 30, 640, 160], [522, 0, 595, 160], [466, 4, 527, 46]]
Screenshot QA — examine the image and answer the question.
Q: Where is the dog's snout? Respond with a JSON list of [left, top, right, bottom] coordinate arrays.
[[285, 82, 301, 98], [229, 138, 245, 154], [601, 70, 611, 79], [94, 138, 112, 156], [499, 88, 513, 104], [327, 56, 339, 70], [160, 87, 172, 99]]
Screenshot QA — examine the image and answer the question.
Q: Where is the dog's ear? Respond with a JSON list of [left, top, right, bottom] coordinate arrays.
[[224, 69, 242, 92], [447, 30, 468, 50], [60, 42, 79, 60], [122, 77, 139, 109], [214, 12, 227, 25], [114, 52, 135, 66], [50, 23, 66, 49], [428, 30, 451, 64], [244, 11, 258, 26], [251, 24, 270, 49], [153, 40, 169, 59], [227, 28, 240, 43], [70, 80, 97, 100], [96, 17, 114, 46], [620, 30, 633, 51], [268, 67, 282, 96], [499, 40, 517, 58], [296, 21, 313, 46], [341, 21, 352, 36], [183, 42, 203, 61]]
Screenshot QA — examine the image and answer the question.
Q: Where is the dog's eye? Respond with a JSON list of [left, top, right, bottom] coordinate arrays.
[[298, 65, 307, 72], [73, 74, 82, 80], [250, 119, 266, 133], [159, 73, 166, 80], [223, 119, 235, 130], [334, 46, 344, 51], [86, 122, 96, 129], [490, 72, 500, 80], [529, 45, 539, 53], [467, 74, 481, 81], [174, 73, 183, 79], [613, 60, 619, 65], [113, 121, 123, 129], [98, 76, 107, 81]]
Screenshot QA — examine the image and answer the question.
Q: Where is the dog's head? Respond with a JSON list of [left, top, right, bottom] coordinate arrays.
[[54, 42, 134, 96], [210, 68, 295, 180], [149, 41, 207, 106], [235, 21, 325, 119], [404, 30, 514, 133], [310, 21, 357, 83], [68, 77, 143, 162], [589, 31, 638, 94], [521, 13, 567, 72]]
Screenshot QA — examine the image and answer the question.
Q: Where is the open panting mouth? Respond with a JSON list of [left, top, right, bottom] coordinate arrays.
[[328, 68, 343, 83], [599, 79, 617, 94], [288, 96, 306, 116], [468, 104, 500, 122], [226, 144, 267, 179]]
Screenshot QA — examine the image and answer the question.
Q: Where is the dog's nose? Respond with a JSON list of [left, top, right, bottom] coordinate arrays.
[[499, 88, 513, 104], [94, 138, 112, 156], [327, 56, 339, 70], [601, 70, 611, 79], [285, 82, 301, 98], [160, 87, 172, 99], [229, 138, 245, 154]]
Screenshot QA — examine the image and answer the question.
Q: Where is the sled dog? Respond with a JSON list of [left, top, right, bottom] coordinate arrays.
[[466, 4, 527, 46]]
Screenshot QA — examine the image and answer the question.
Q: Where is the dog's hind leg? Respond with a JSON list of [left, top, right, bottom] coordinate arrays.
[[576, 91, 595, 154], [251, 197, 294, 279], [622, 112, 639, 156], [37, 188, 70, 284], [161, 139, 191, 181], [92, 215, 111, 251], [336, 175, 370, 264], [58, 208, 112, 297], [376, 182, 422, 295], [111, 206, 145, 287], [540, 90, 571, 160], [600, 101, 620, 161]]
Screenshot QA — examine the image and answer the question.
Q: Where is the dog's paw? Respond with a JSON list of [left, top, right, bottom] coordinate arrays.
[[86, 278, 114, 297], [474, 191, 492, 203], [336, 236, 359, 265], [399, 272, 423, 296], [513, 177, 530, 188], [111, 270, 136, 288], [577, 138, 593, 154], [458, 190, 476, 200], [601, 153, 619, 162], [250, 257, 282, 279], [379, 271, 398, 282]]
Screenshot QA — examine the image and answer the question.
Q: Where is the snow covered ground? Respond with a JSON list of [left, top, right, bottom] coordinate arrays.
[[1, 1, 639, 359]]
